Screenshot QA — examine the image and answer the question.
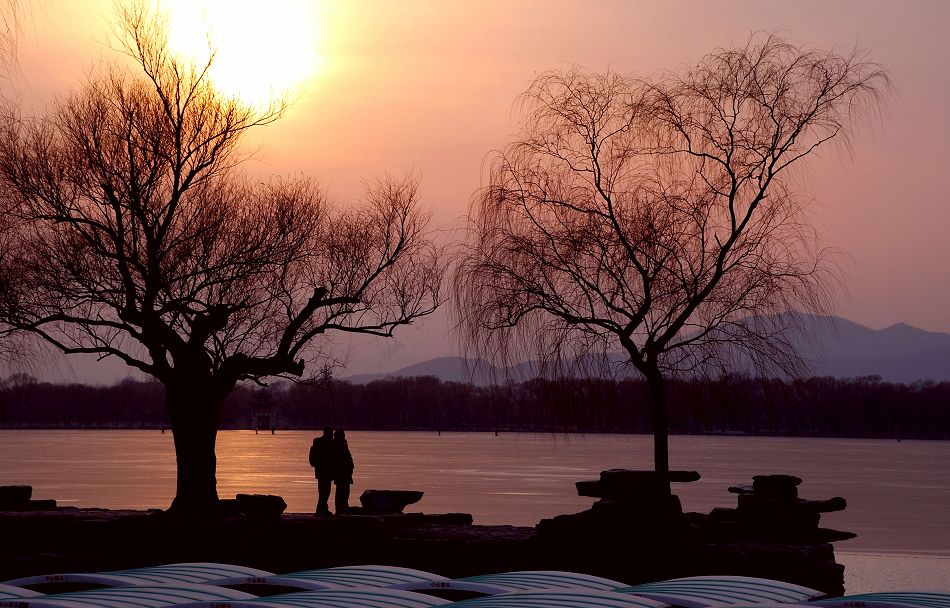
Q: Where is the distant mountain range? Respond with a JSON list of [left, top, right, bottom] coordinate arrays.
[[343, 315, 950, 385], [794, 316, 950, 382]]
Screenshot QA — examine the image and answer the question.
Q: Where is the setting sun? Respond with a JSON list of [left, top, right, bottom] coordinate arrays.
[[159, 0, 323, 106]]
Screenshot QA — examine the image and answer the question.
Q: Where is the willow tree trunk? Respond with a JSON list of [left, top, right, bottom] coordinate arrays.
[[644, 366, 672, 495], [166, 382, 227, 514]]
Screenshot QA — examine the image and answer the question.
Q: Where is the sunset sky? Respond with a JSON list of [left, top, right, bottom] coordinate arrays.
[[9, 0, 950, 382]]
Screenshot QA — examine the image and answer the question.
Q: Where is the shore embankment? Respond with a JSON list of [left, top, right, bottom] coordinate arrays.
[[0, 473, 852, 595], [0, 507, 844, 593]]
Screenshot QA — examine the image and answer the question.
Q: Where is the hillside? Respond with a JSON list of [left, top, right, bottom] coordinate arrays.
[[344, 316, 950, 384]]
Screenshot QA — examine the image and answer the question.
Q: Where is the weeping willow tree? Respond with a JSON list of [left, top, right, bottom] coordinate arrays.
[[454, 35, 889, 491]]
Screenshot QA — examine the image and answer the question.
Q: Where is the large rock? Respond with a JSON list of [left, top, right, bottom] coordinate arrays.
[[545, 469, 693, 547], [216, 498, 243, 518], [800, 497, 847, 513], [575, 480, 602, 497], [0, 485, 32, 510], [736, 494, 821, 529], [752, 474, 803, 486], [360, 490, 424, 514], [235, 494, 287, 519], [752, 474, 802, 500], [600, 469, 701, 485], [578, 470, 700, 501], [715, 475, 853, 545], [591, 494, 683, 518], [537, 502, 689, 544]]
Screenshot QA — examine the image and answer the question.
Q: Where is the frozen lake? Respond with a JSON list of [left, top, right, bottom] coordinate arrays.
[[1, 430, 948, 591]]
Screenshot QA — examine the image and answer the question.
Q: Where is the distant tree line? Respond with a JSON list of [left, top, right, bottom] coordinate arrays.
[[1, 374, 947, 439]]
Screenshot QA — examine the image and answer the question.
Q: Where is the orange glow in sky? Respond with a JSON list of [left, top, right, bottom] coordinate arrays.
[[10, 0, 950, 381], [160, 0, 323, 107]]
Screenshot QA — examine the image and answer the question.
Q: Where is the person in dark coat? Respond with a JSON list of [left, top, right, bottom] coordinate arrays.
[[332, 429, 355, 514], [309, 427, 334, 516]]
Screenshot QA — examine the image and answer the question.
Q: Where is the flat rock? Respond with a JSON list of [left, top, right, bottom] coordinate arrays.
[[360, 490, 424, 514], [738, 493, 809, 513], [800, 497, 847, 513], [753, 474, 803, 485], [0, 485, 32, 509], [592, 494, 683, 517], [576, 480, 601, 497], [578, 471, 700, 502], [815, 528, 858, 542], [752, 475, 802, 499], [600, 469, 701, 484], [733, 493, 844, 516], [728, 485, 755, 495], [235, 493, 287, 519]]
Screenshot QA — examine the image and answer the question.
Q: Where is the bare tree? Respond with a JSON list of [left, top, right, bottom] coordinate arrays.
[[0, 0, 24, 75], [454, 35, 888, 491], [0, 3, 443, 512], [0, 0, 29, 362]]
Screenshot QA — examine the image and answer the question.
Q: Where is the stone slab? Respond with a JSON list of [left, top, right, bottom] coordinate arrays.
[[736, 494, 821, 529], [800, 497, 847, 513], [752, 474, 803, 487], [360, 490, 424, 514], [576, 480, 601, 497], [592, 493, 683, 516], [728, 485, 755, 495], [752, 475, 802, 500], [600, 469, 701, 484], [0, 485, 32, 509], [235, 493, 287, 519]]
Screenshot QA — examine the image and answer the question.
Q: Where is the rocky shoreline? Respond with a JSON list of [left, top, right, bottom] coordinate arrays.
[[0, 472, 852, 595]]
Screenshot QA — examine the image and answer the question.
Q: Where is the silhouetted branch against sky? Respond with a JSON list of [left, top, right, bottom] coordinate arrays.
[[0, 0, 33, 364], [0, 0, 24, 74], [0, 3, 444, 389], [453, 34, 889, 482], [456, 34, 889, 379]]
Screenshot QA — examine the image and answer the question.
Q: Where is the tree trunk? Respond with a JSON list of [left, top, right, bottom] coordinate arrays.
[[165, 382, 226, 514], [645, 366, 671, 495]]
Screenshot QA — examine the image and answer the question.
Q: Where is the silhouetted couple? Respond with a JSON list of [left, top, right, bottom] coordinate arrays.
[[309, 427, 355, 516]]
